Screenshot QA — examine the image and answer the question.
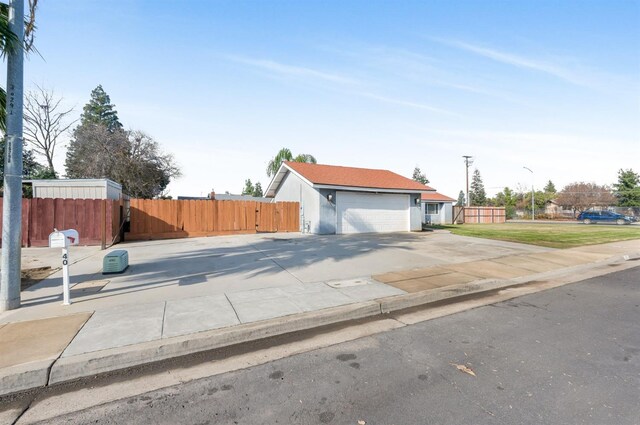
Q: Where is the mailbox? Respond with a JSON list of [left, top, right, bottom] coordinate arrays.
[[49, 229, 80, 248], [48, 229, 79, 306]]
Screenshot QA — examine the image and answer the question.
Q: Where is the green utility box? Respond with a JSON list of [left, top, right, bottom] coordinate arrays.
[[103, 250, 129, 274]]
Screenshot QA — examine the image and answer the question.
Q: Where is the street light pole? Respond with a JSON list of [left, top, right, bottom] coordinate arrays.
[[523, 166, 534, 221], [1, 0, 25, 312], [463, 155, 473, 207]]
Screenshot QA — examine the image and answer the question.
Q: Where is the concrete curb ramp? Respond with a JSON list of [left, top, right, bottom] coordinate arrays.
[[0, 313, 91, 395], [2, 251, 638, 397]]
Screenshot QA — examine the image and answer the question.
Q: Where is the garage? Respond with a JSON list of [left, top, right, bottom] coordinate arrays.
[[337, 191, 410, 234], [267, 162, 428, 234]]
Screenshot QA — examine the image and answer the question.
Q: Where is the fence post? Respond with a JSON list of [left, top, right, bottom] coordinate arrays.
[[101, 199, 107, 250]]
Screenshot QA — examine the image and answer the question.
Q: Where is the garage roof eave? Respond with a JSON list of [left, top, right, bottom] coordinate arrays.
[[313, 184, 425, 194], [265, 166, 288, 198]]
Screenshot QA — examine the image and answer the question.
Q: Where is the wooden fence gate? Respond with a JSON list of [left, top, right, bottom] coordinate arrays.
[[452, 206, 506, 224], [126, 199, 299, 240]]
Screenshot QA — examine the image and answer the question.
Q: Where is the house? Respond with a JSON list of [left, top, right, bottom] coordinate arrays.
[[544, 199, 574, 219], [23, 178, 123, 200], [265, 162, 435, 234], [177, 191, 271, 203], [421, 191, 455, 224]]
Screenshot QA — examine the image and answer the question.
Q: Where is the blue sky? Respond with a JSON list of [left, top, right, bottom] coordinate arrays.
[[12, 0, 640, 198]]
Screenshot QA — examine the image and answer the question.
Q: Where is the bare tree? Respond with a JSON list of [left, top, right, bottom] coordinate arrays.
[[556, 182, 616, 215], [116, 130, 181, 199], [65, 126, 181, 198], [23, 85, 76, 175]]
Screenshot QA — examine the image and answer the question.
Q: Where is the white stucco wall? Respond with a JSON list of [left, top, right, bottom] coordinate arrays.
[[422, 202, 453, 225], [409, 194, 422, 231], [273, 172, 321, 233], [442, 202, 453, 224]]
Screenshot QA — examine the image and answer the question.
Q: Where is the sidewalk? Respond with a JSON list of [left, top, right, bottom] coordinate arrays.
[[1, 236, 638, 397]]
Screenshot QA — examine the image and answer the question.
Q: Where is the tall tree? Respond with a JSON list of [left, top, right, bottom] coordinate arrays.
[[412, 166, 429, 185], [266, 148, 317, 177], [469, 169, 487, 206], [23, 85, 76, 175], [456, 190, 465, 207], [79, 85, 122, 132], [556, 182, 616, 215], [253, 182, 263, 197], [115, 131, 181, 199], [65, 122, 128, 179], [242, 179, 255, 196], [66, 88, 180, 198], [241, 180, 264, 197], [613, 168, 640, 207], [543, 180, 557, 193]]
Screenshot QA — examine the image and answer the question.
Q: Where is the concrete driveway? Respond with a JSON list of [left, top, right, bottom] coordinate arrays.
[[1, 231, 551, 323]]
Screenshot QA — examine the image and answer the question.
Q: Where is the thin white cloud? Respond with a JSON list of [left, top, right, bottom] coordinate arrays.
[[319, 41, 523, 103], [356, 92, 457, 115], [434, 38, 591, 87], [226, 55, 456, 115], [227, 56, 357, 85]]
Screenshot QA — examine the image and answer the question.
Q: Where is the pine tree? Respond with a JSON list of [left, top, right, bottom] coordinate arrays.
[[79, 85, 123, 132], [412, 166, 429, 185], [253, 182, 263, 197], [456, 190, 465, 206], [470, 169, 487, 206], [544, 180, 557, 193], [613, 168, 640, 207], [242, 179, 255, 195]]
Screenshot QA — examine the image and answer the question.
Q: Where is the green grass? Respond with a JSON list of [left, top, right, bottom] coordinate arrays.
[[433, 223, 640, 249]]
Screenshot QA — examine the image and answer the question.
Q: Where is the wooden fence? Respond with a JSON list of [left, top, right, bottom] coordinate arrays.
[[126, 199, 299, 241], [452, 206, 506, 224], [0, 198, 122, 247]]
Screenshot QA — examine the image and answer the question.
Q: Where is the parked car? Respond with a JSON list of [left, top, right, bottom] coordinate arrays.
[[577, 210, 633, 225]]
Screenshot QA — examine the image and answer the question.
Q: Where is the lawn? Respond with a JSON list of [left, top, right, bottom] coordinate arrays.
[[435, 223, 640, 249]]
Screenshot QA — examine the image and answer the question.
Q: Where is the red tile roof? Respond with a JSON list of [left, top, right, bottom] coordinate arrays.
[[285, 162, 435, 191], [421, 191, 455, 202]]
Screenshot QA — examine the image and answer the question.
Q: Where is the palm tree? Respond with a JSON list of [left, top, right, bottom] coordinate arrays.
[[266, 148, 317, 177]]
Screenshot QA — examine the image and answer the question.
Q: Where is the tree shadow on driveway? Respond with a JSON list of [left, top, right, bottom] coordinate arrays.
[[18, 233, 428, 309]]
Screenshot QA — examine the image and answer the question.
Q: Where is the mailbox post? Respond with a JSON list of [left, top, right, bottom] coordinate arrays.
[[49, 229, 79, 305]]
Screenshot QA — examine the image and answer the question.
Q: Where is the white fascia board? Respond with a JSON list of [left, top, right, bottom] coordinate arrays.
[[265, 163, 315, 198], [314, 184, 423, 194]]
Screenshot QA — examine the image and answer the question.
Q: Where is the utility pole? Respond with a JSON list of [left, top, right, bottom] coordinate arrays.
[[463, 155, 473, 207], [523, 166, 534, 221], [1, 0, 25, 312]]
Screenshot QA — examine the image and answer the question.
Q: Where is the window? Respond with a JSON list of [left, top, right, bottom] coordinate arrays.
[[425, 203, 439, 214]]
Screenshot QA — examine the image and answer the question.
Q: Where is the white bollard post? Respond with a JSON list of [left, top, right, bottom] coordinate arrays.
[[62, 247, 71, 305]]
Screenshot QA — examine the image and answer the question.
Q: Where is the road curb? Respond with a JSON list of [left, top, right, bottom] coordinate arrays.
[[0, 359, 53, 397], [48, 301, 381, 385], [3, 251, 639, 397]]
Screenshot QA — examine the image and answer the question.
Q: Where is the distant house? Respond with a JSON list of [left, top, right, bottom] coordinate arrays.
[[545, 199, 574, 218], [421, 191, 455, 225], [266, 161, 434, 234], [177, 191, 270, 203], [23, 179, 123, 200]]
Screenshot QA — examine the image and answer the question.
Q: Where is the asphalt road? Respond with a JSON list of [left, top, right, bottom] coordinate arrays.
[[37, 266, 640, 425]]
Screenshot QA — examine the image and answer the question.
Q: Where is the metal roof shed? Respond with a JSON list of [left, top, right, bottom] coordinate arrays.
[[24, 179, 123, 200]]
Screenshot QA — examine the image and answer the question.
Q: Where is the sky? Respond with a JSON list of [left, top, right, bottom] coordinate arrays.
[[8, 0, 640, 198]]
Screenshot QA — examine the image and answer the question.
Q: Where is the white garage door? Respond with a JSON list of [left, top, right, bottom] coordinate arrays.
[[336, 192, 410, 234]]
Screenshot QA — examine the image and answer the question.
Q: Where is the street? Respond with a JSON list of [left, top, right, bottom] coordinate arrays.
[[21, 266, 640, 425]]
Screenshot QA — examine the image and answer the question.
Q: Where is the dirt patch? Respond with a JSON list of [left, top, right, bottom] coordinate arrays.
[[21, 267, 58, 290]]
